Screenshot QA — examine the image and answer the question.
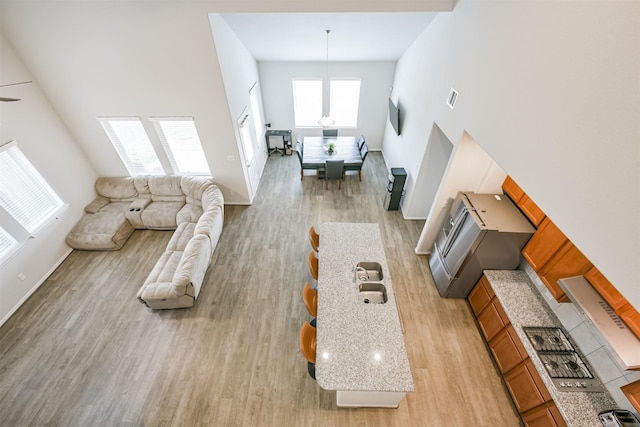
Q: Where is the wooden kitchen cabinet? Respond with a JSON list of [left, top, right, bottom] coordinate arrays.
[[585, 267, 640, 341], [503, 176, 525, 203], [490, 325, 528, 374], [477, 298, 509, 341], [618, 303, 640, 340], [621, 379, 640, 412], [522, 217, 567, 271], [585, 267, 626, 310], [468, 275, 494, 315], [518, 195, 546, 227], [522, 402, 567, 427], [502, 176, 546, 227], [505, 359, 553, 413], [538, 241, 593, 303]]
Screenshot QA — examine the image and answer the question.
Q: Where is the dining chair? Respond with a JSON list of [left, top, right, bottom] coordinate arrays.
[[357, 143, 369, 182], [303, 282, 318, 318], [324, 159, 344, 189], [308, 226, 319, 252], [322, 129, 338, 137], [308, 250, 319, 281], [299, 321, 317, 379], [357, 134, 366, 151]]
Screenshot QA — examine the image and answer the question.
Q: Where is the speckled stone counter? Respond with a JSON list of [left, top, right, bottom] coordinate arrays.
[[316, 223, 414, 407], [484, 270, 617, 427]]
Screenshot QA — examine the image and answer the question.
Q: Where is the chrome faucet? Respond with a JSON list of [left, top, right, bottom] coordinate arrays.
[[355, 266, 369, 280]]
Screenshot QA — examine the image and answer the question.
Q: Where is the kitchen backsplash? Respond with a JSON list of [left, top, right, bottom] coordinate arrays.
[[520, 260, 640, 412]]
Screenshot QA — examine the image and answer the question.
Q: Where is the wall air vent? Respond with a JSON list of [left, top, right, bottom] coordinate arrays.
[[446, 88, 458, 109]]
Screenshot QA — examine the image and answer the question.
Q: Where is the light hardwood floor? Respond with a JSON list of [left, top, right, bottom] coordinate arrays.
[[0, 152, 521, 426]]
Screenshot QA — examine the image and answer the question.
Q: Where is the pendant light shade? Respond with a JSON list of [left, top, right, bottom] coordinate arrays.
[[318, 29, 335, 128]]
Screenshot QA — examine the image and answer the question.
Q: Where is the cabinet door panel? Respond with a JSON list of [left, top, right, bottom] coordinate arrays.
[[478, 299, 508, 341], [522, 217, 567, 271], [539, 242, 592, 303], [505, 360, 550, 413], [519, 195, 546, 227], [469, 276, 493, 316], [490, 325, 526, 374], [522, 403, 567, 427], [503, 176, 525, 203], [621, 379, 640, 412], [618, 303, 640, 341], [585, 267, 626, 310]]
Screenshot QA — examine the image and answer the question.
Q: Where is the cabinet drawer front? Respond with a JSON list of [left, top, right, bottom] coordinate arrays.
[[469, 276, 493, 315], [478, 300, 508, 341]]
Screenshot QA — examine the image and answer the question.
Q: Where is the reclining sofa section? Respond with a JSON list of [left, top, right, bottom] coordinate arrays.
[[65, 175, 224, 309]]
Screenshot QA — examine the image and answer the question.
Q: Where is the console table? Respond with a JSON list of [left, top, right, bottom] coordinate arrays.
[[265, 129, 291, 156]]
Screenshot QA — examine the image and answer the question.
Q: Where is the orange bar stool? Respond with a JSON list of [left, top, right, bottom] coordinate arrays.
[[299, 321, 317, 379]]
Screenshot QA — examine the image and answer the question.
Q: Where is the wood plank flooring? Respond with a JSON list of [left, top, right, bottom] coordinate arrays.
[[0, 152, 521, 426]]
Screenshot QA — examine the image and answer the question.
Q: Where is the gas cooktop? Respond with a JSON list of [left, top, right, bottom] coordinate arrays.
[[522, 326, 604, 392]]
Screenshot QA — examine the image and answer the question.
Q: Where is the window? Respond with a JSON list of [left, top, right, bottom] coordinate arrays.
[[292, 79, 323, 127], [98, 117, 163, 175], [150, 117, 210, 175], [0, 141, 66, 235], [330, 80, 361, 127]]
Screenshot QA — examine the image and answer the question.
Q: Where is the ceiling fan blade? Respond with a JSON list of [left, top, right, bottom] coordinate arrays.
[[0, 97, 21, 102]]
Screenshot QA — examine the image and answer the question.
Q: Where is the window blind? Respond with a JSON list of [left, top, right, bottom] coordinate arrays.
[[150, 117, 210, 175], [98, 117, 163, 176], [0, 142, 65, 234]]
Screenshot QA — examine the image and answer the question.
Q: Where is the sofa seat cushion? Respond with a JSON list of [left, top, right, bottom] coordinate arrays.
[[65, 209, 134, 250], [176, 203, 203, 224], [166, 222, 196, 252], [141, 201, 185, 229]]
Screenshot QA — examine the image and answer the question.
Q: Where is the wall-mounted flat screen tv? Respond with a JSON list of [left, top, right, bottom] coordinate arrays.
[[389, 97, 400, 135]]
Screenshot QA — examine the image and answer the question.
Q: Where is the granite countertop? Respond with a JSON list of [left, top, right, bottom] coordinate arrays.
[[484, 270, 617, 427], [315, 222, 414, 393]]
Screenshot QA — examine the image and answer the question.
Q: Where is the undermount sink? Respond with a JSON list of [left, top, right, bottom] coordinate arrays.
[[355, 262, 383, 281], [359, 282, 388, 304]]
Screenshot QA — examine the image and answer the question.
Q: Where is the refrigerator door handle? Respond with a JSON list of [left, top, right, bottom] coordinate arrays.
[[442, 209, 469, 257], [433, 241, 452, 280]]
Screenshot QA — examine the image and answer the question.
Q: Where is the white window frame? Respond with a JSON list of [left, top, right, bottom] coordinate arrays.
[[292, 79, 323, 128], [149, 117, 211, 176], [98, 117, 164, 176], [249, 82, 265, 143], [329, 79, 361, 128], [0, 140, 67, 238]]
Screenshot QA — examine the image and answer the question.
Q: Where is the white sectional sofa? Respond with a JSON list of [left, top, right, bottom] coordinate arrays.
[[66, 175, 224, 309]]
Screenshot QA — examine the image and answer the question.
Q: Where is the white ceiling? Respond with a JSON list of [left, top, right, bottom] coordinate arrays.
[[219, 12, 438, 61]]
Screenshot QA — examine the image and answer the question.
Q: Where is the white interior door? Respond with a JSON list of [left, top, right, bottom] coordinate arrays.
[[238, 109, 259, 196]]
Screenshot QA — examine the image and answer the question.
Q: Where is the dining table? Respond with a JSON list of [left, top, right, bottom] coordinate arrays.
[[301, 136, 363, 172]]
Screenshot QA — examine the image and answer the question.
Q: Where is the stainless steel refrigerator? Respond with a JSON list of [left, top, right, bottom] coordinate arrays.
[[429, 192, 535, 298]]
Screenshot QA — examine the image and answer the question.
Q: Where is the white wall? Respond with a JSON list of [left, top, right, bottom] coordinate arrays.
[[0, 35, 98, 326], [209, 13, 268, 202], [1, 2, 250, 204], [384, 1, 640, 310], [258, 61, 395, 147]]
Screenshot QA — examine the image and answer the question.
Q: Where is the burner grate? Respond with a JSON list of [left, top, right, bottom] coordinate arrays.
[[522, 326, 575, 352]]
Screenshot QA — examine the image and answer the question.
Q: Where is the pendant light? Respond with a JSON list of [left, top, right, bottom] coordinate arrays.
[[318, 29, 335, 128]]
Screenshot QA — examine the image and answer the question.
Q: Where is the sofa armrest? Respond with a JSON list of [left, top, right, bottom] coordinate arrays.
[[128, 198, 152, 210], [84, 196, 110, 213]]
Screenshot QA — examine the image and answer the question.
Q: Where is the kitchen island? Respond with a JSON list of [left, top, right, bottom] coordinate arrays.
[[316, 222, 414, 408], [484, 270, 618, 426]]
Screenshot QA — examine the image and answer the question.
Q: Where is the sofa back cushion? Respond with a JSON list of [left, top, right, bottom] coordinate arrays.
[[149, 175, 185, 202], [181, 176, 213, 206], [202, 185, 224, 210], [133, 175, 151, 199], [173, 234, 212, 297], [95, 177, 138, 201]]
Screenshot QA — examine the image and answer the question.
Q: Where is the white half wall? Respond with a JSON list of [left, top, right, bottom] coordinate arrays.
[[258, 61, 396, 148], [384, 1, 640, 310]]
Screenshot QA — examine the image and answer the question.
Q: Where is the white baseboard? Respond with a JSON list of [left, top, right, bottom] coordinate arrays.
[[0, 248, 73, 328]]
